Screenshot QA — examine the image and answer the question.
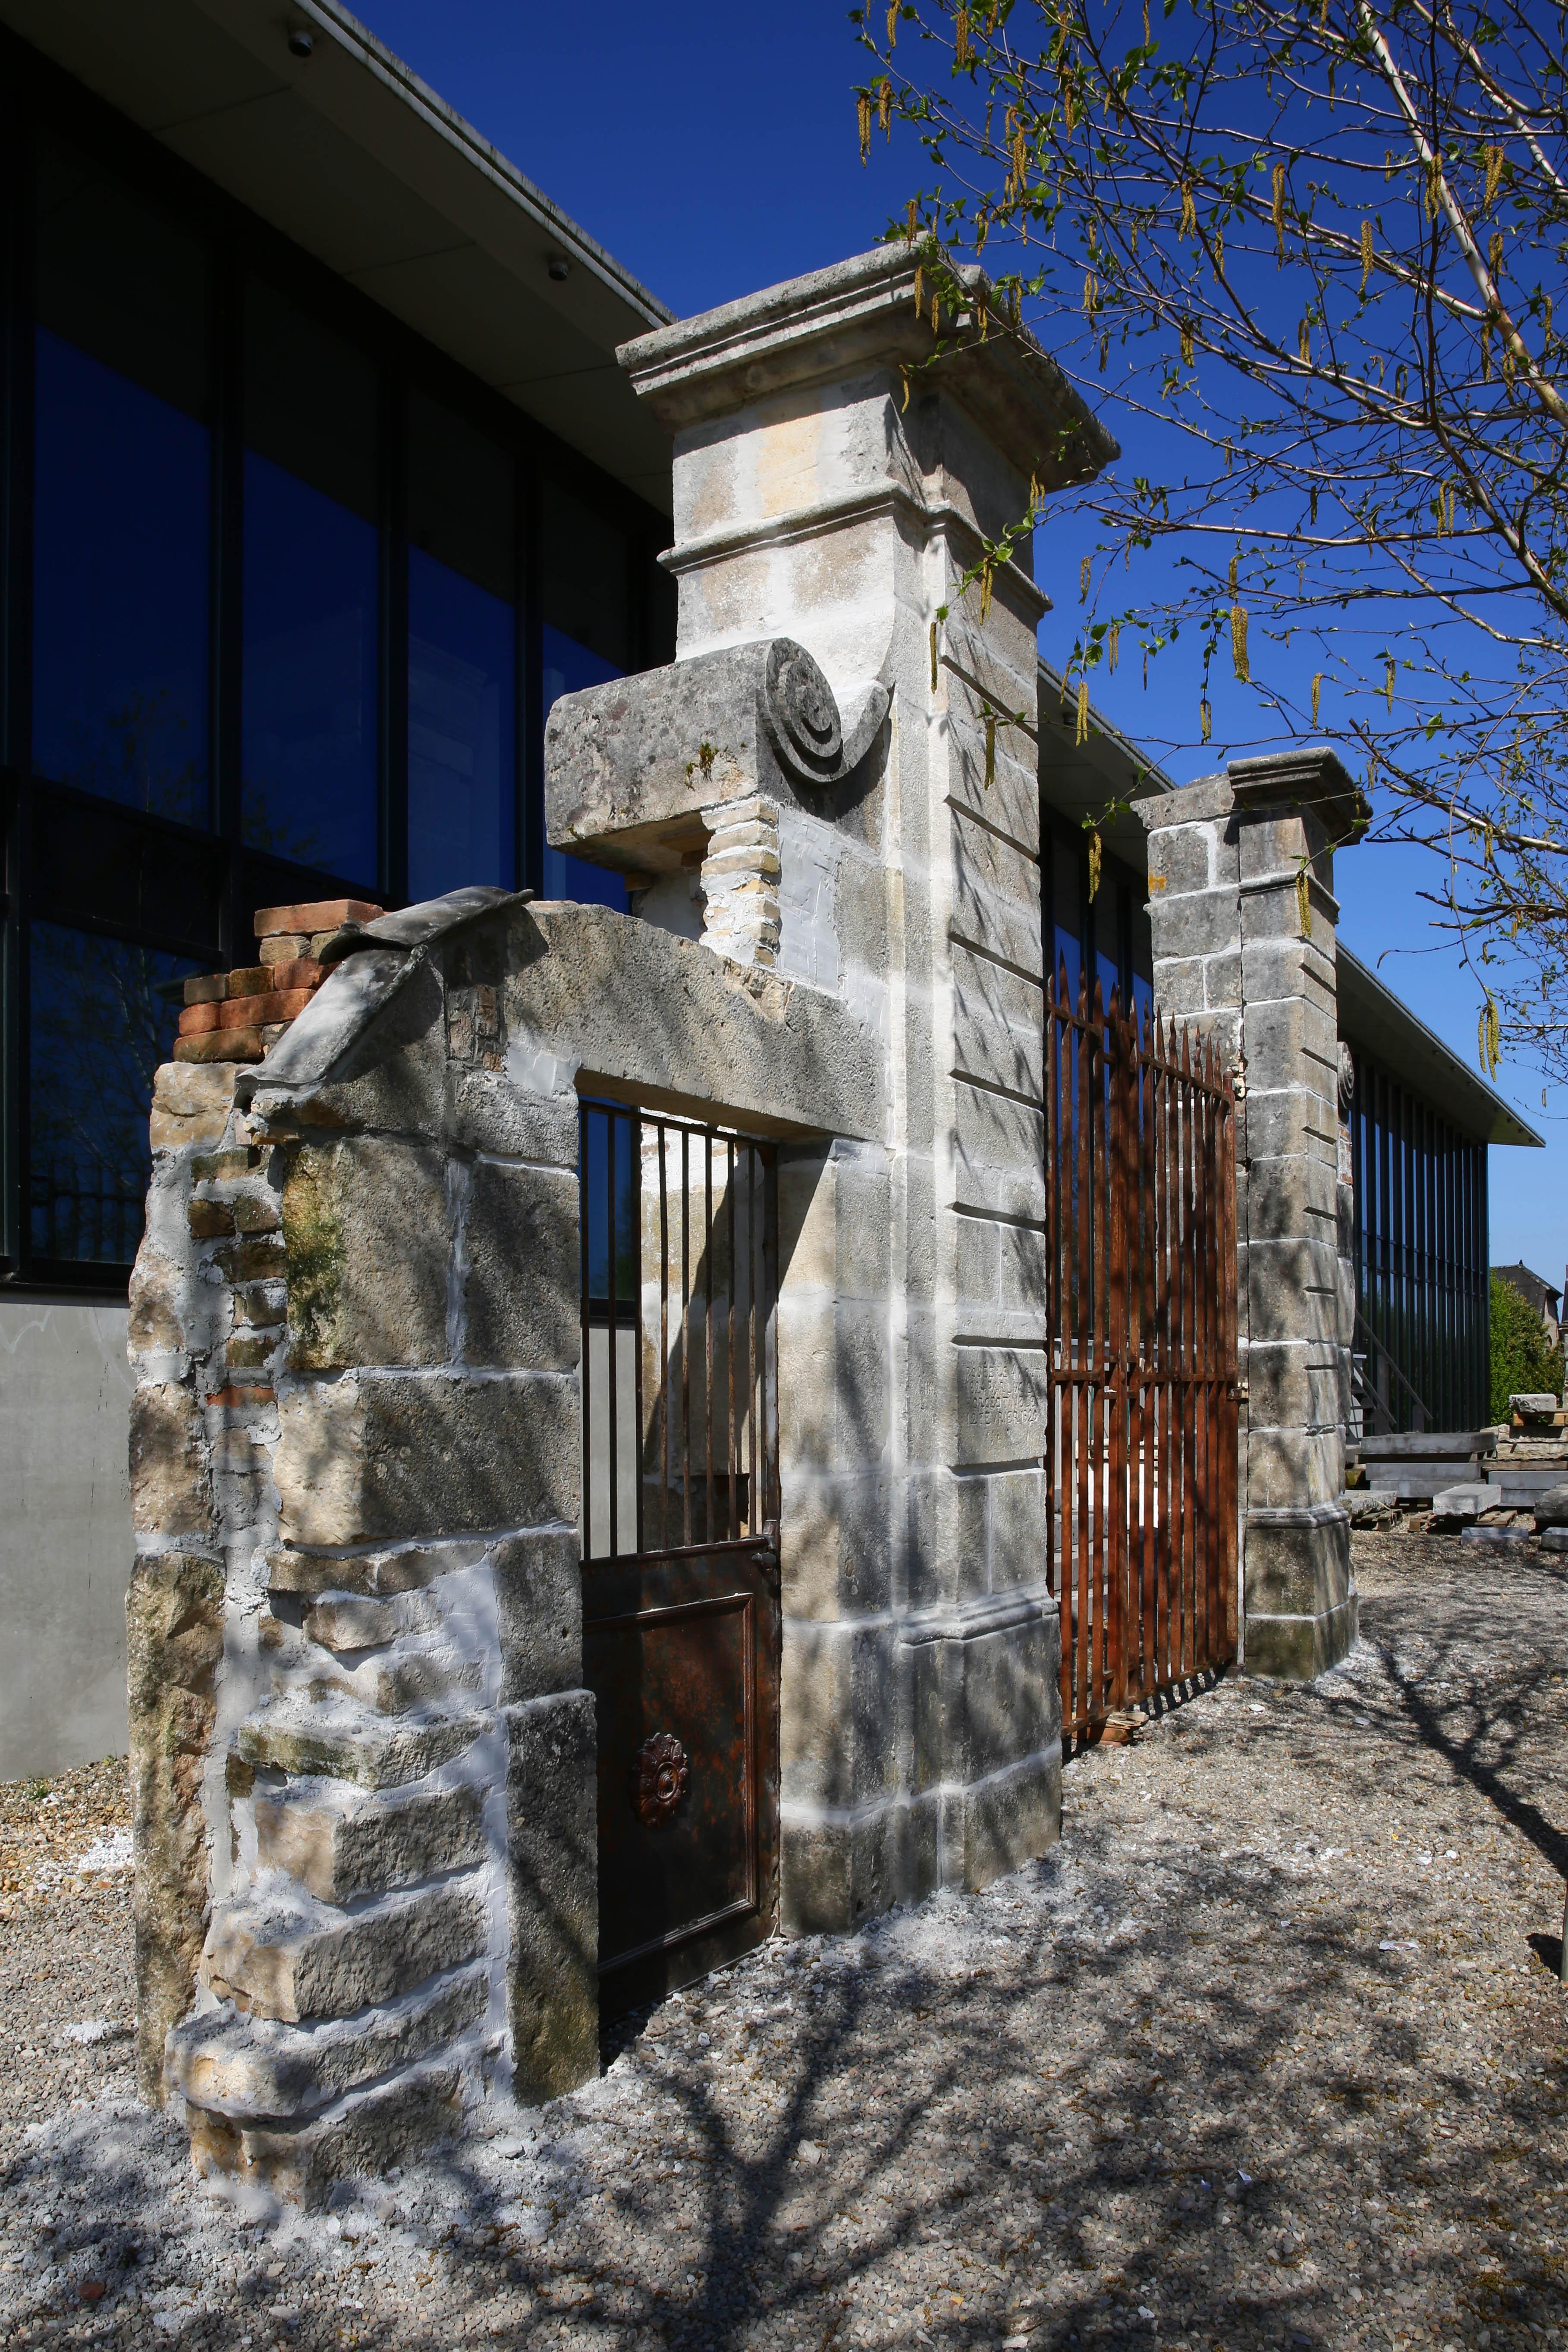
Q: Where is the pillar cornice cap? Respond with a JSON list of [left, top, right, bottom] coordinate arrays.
[[1226, 747, 1370, 845], [618, 246, 1118, 491]]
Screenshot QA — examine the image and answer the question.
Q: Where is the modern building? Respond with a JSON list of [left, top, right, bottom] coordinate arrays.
[[0, 0, 1542, 1779]]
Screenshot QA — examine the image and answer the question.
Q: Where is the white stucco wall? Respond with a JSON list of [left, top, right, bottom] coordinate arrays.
[[0, 1298, 133, 1780]]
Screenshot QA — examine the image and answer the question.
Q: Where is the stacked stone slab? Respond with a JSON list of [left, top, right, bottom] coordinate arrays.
[[175, 900, 385, 1065], [1137, 751, 1370, 1678]]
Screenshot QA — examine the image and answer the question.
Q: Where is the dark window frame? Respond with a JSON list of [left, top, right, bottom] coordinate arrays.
[[0, 29, 673, 1295]]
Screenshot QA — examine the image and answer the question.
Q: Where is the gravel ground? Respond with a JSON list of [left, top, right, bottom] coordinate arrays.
[[3, 1529, 1565, 2352]]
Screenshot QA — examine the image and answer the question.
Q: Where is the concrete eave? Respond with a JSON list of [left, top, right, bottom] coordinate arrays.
[[621, 248, 1118, 493], [1037, 659, 1175, 862], [3, 0, 676, 511], [1336, 946, 1543, 1148]]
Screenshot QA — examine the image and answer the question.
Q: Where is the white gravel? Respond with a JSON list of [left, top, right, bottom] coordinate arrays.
[[3, 1531, 1565, 2351]]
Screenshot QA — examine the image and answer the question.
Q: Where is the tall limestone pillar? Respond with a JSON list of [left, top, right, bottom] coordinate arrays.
[[553, 249, 1118, 1922], [1136, 750, 1370, 1680]]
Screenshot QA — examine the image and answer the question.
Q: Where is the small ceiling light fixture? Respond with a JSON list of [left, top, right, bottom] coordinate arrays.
[[287, 26, 315, 58], [547, 256, 571, 282]]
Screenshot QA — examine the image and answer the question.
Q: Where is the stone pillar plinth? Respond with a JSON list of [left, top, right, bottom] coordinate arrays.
[[1137, 750, 1370, 1680]]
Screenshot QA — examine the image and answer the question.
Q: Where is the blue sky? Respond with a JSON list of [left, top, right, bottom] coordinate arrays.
[[358, 0, 1563, 1287]]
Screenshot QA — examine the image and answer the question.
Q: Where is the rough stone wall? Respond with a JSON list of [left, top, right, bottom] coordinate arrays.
[[131, 894, 880, 2198]]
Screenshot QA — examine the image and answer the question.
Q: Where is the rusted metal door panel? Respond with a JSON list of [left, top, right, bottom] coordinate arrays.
[[1046, 968, 1238, 1742], [583, 1543, 780, 2011], [578, 1101, 780, 2016]]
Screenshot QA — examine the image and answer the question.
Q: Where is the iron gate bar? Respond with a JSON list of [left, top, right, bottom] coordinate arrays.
[[1046, 963, 1238, 1743]]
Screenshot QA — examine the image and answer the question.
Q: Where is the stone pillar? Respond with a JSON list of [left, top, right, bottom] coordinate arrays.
[[1138, 749, 1369, 1680], [556, 247, 1119, 1918]]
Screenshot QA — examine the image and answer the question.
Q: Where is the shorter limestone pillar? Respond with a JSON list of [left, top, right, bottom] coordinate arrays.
[[1138, 750, 1370, 1679]]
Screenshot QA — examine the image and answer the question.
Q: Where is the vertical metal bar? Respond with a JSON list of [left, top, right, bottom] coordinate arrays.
[[1106, 992, 1126, 1715], [1221, 1071, 1239, 1659], [704, 1130, 716, 1544], [579, 1100, 592, 1562], [1178, 1028, 1196, 1683], [1136, 1003, 1155, 1705], [727, 1137, 738, 1540], [658, 1120, 669, 1553], [1199, 1053, 1218, 1672], [1045, 961, 1059, 1613], [682, 1125, 692, 1549], [606, 1107, 619, 1559]]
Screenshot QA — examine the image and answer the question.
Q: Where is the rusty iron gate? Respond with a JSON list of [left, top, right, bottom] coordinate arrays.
[[1046, 966, 1239, 1742], [578, 1099, 780, 2014]]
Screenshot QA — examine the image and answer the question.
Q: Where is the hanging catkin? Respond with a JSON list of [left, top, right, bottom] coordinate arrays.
[[1231, 605, 1250, 682]]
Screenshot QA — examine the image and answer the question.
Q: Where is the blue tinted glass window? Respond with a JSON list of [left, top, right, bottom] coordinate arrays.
[[31, 138, 210, 824], [1050, 835, 1083, 1003], [407, 391, 515, 901], [541, 623, 627, 912], [241, 282, 379, 885], [29, 923, 196, 1265]]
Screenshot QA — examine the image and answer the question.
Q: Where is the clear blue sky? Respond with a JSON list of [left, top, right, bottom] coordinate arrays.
[[358, 0, 1563, 1289]]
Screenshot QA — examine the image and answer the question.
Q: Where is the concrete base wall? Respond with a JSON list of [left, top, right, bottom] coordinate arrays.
[[0, 1298, 133, 1780]]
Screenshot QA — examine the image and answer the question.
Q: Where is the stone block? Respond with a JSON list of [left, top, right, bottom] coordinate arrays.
[[951, 1079, 1045, 1225], [128, 1251, 187, 1358], [1247, 1424, 1342, 1511], [945, 1750, 1061, 1893], [505, 1691, 598, 2105], [203, 1875, 488, 2022], [1144, 823, 1216, 897], [254, 1777, 487, 1903], [950, 940, 1044, 1102], [954, 1345, 1047, 1467], [780, 1793, 916, 1936], [274, 1372, 578, 1545], [129, 1383, 215, 1545], [302, 1588, 444, 1649], [494, 1530, 582, 1702], [779, 1473, 895, 1620], [1149, 886, 1239, 963], [1246, 1340, 1342, 1430], [1246, 1150, 1338, 1242], [909, 1600, 1056, 1788], [445, 1066, 579, 1163], [167, 1959, 487, 2118], [1243, 1508, 1351, 1618], [266, 1538, 488, 1598], [781, 1619, 902, 1810], [236, 1700, 488, 1789], [949, 808, 1042, 977], [986, 1464, 1047, 1584], [1532, 1482, 1568, 1529], [1247, 1236, 1340, 1346], [1242, 996, 1337, 1096], [127, 1548, 224, 2101], [188, 2060, 462, 2208], [1244, 1592, 1357, 1680], [776, 1299, 889, 1473], [149, 1060, 242, 1148], [1237, 810, 1316, 882], [281, 1138, 449, 1372], [1241, 1089, 1339, 1164], [462, 1162, 579, 1369]]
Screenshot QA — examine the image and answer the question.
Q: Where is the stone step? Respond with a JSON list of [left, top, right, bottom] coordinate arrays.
[[254, 1774, 487, 1903], [167, 1958, 487, 2119], [236, 1696, 489, 1789], [203, 1875, 488, 2023], [188, 2060, 462, 2208]]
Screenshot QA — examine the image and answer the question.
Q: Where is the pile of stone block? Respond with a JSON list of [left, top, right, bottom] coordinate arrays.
[[175, 899, 384, 1064]]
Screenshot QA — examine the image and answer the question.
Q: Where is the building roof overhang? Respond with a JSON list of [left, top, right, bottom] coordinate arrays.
[[1037, 663, 1543, 1149], [2, 0, 676, 512]]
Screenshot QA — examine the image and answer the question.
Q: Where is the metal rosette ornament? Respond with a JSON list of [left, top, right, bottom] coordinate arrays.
[[630, 1730, 691, 1828]]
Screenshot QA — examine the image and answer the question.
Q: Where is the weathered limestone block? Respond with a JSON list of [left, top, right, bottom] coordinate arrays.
[[954, 1346, 1048, 1467], [779, 1473, 895, 1621], [167, 1959, 487, 2117], [274, 1372, 578, 1545], [494, 1531, 581, 1704], [129, 1385, 215, 1545], [266, 1537, 489, 1600], [188, 2061, 462, 2207], [236, 1697, 488, 1790], [254, 1776, 487, 1903], [950, 940, 1045, 1103], [462, 1162, 579, 1369], [781, 1800, 917, 1937], [204, 1874, 488, 2022], [506, 1692, 598, 2105], [281, 1139, 449, 1371], [126, 1550, 225, 2099], [781, 1619, 903, 1812], [149, 1060, 243, 1150]]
